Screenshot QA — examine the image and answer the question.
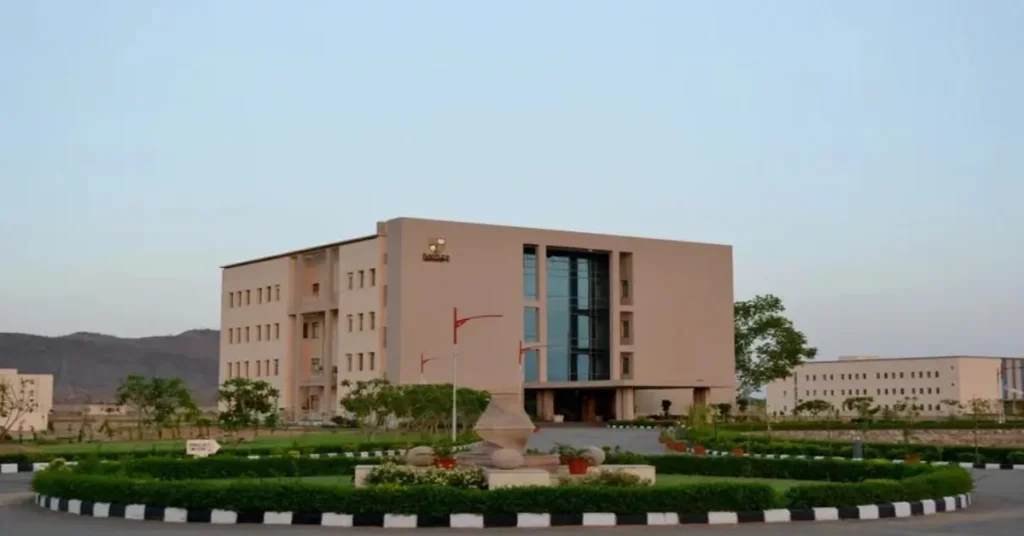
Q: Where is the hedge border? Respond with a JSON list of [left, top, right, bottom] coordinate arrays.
[[33, 492, 973, 527], [0, 443, 481, 478], [697, 449, 1024, 470]]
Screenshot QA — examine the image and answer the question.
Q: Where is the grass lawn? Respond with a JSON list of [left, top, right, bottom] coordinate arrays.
[[26, 431, 429, 454], [202, 474, 819, 491]]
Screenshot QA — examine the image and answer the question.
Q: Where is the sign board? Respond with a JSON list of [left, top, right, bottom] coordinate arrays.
[[186, 439, 221, 458], [422, 238, 450, 263]]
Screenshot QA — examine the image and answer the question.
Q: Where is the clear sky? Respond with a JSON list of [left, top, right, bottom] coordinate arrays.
[[1, 1, 1021, 361]]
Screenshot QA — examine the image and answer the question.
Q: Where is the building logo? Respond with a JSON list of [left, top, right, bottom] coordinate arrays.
[[423, 238, 450, 263]]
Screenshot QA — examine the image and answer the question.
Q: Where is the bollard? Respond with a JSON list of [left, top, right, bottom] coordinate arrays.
[[853, 438, 863, 460]]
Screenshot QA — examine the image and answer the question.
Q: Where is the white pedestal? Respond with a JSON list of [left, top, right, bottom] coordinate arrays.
[[486, 468, 553, 488]]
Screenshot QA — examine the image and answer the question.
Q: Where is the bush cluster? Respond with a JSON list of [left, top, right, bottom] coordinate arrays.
[[364, 463, 487, 489], [79, 455, 367, 480], [721, 420, 1024, 432], [607, 419, 678, 428]]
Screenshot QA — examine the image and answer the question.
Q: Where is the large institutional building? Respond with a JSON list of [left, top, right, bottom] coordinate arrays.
[[0, 368, 53, 432], [219, 217, 735, 423], [766, 355, 1024, 417]]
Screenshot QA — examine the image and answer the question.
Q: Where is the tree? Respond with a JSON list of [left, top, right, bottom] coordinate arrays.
[[218, 378, 280, 432], [0, 377, 39, 443], [892, 396, 922, 444], [940, 398, 962, 419], [734, 295, 817, 398], [711, 403, 733, 422], [115, 375, 198, 439], [794, 399, 834, 419]]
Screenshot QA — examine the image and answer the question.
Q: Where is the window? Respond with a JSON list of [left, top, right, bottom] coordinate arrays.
[[369, 352, 376, 370], [229, 292, 234, 308], [225, 363, 231, 378], [523, 246, 538, 299], [370, 312, 376, 330], [900, 372, 904, 378], [901, 388, 905, 394], [358, 353, 364, 371], [805, 375, 809, 382], [813, 390, 817, 396], [383, 253, 387, 264], [275, 285, 281, 301], [524, 307, 539, 342], [937, 387, 941, 395], [840, 374, 844, 380], [347, 272, 353, 289], [228, 329, 234, 344], [302, 322, 309, 339], [347, 315, 353, 332], [256, 325, 262, 341], [813, 375, 816, 381], [312, 321, 320, 339], [265, 359, 270, 376], [245, 326, 250, 342], [841, 389, 845, 396], [884, 388, 889, 395], [621, 279, 631, 299], [274, 359, 279, 375], [359, 313, 364, 331], [245, 361, 250, 377], [876, 372, 880, 379], [830, 374, 834, 380], [621, 353, 632, 376], [383, 285, 388, 304], [926, 371, 931, 378], [311, 358, 322, 373], [621, 318, 631, 339], [912, 388, 916, 394], [274, 323, 280, 339], [927, 388, 932, 394], [346, 354, 353, 372], [246, 290, 251, 305], [266, 286, 271, 302], [234, 362, 239, 377], [312, 282, 320, 296], [876, 389, 881, 395], [256, 360, 261, 377], [383, 326, 387, 348], [370, 268, 376, 286], [359, 270, 365, 288], [258, 288, 263, 304], [935, 371, 940, 378], [884, 372, 888, 379], [265, 324, 270, 341]]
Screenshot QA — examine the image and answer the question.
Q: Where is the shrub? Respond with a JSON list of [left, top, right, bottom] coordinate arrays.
[[559, 471, 648, 487], [85, 456, 367, 480], [607, 419, 677, 428], [1007, 451, 1024, 464], [363, 463, 487, 489], [784, 466, 972, 508], [957, 452, 982, 464]]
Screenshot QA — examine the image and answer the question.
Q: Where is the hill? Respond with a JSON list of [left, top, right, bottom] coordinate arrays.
[[0, 329, 219, 404]]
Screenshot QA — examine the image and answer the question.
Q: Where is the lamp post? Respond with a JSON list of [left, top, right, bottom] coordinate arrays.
[[452, 307, 504, 441], [419, 353, 441, 384]]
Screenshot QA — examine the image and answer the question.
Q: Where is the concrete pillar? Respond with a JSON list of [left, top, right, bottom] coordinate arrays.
[[615, 388, 636, 420]]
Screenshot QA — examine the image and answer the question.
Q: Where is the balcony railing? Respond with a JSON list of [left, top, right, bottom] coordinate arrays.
[[289, 291, 339, 314]]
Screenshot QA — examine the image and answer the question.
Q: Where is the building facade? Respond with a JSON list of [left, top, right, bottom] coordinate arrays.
[[219, 217, 735, 423], [0, 368, 53, 432], [766, 355, 1024, 417]]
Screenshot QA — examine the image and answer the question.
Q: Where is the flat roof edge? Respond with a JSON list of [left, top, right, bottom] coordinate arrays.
[[221, 234, 378, 269]]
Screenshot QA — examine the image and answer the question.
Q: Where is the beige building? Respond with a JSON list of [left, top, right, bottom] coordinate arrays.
[[0, 368, 53, 432], [219, 217, 735, 423], [766, 355, 1024, 417]]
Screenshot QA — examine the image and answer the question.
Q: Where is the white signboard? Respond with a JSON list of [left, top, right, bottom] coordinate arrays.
[[186, 439, 221, 458]]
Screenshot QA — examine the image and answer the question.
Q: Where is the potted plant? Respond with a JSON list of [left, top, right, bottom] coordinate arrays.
[[904, 453, 921, 464], [432, 441, 457, 469], [556, 444, 591, 475], [731, 446, 745, 457], [692, 444, 707, 456]]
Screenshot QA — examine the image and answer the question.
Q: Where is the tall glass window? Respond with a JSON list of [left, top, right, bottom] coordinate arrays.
[[546, 249, 610, 382], [523, 246, 538, 300], [524, 307, 539, 342], [523, 350, 539, 382]]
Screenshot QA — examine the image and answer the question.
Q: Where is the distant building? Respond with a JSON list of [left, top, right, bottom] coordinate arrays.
[[0, 368, 54, 431], [766, 355, 1024, 417], [219, 217, 736, 423]]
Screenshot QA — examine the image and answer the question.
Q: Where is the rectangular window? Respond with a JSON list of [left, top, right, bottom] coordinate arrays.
[[935, 371, 940, 378], [347, 272, 353, 289], [303, 322, 309, 339], [359, 313, 364, 331], [347, 315, 353, 332], [936, 387, 940, 395], [358, 353, 364, 371], [370, 312, 376, 330], [256, 325, 262, 341], [258, 288, 263, 303], [265, 359, 270, 376], [347, 354, 353, 372], [312, 321, 320, 339], [311, 358, 322, 373], [274, 359, 279, 375], [229, 292, 234, 308], [256, 360, 261, 377], [245, 361, 250, 377], [621, 279, 630, 299], [266, 286, 271, 302], [246, 290, 251, 305], [312, 282, 320, 296], [359, 270, 365, 288], [523, 246, 538, 299], [524, 307, 539, 342], [265, 324, 270, 341], [369, 352, 376, 370], [228, 329, 234, 344], [621, 352, 633, 377], [245, 326, 250, 342], [383, 253, 387, 264], [274, 323, 280, 339], [370, 268, 376, 286], [225, 363, 231, 378], [383, 326, 387, 348]]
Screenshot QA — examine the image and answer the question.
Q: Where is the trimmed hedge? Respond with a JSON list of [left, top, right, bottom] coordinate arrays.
[[607, 419, 678, 427], [722, 420, 1024, 432], [81, 456, 368, 480], [627, 454, 935, 482], [695, 433, 1021, 464], [784, 467, 973, 508], [31, 471, 779, 515], [0, 437, 474, 465]]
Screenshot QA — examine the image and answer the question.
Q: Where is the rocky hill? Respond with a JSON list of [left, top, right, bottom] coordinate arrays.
[[0, 329, 219, 404]]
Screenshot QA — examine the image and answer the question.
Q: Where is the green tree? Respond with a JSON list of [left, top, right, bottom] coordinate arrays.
[[794, 399, 834, 419], [734, 295, 817, 398], [0, 377, 38, 444], [892, 396, 922, 444], [115, 375, 198, 439], [218, 378, 279, 432]]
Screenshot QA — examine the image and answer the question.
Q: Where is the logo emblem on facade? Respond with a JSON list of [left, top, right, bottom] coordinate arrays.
[[423, 238, 450, 262]]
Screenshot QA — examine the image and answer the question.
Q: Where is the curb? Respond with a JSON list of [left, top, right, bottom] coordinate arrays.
[[0, 443, 480, 478], [698, 450, 1024, 470], [33, 492, 972, 527]]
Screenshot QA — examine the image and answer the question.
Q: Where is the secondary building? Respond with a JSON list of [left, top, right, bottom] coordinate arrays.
[[766, 355, 1024, 417], [0, 368, 53, 432], [219, 217, 735, 423]]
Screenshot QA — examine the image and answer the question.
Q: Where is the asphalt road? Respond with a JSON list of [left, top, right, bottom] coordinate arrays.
[[2, 428, 1022, 534]]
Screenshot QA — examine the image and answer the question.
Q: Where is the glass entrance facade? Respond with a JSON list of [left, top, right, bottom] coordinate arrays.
[[545, 249, 611, 381]]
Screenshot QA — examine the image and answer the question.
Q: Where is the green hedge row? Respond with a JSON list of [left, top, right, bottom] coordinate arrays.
[[694, 433, 1024, 464], [79, 456, 367, 480], [32, 471, 779, 515], [607, 419, 678, 427], [0, 437, 471, 465], [622, 454, 936, 482], [721, 420, 1024, 432]]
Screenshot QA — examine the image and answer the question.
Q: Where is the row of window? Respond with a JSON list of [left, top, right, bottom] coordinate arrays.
[[227, 324, 281, 344], [804, 369, 943, 382], [229, 285, 281, 307], [343, 352, 376, 372], [226, 359, 280, 379], [797, 386, 942, 398], [782, 402, 946, 413], [346, 269, 377, 289]]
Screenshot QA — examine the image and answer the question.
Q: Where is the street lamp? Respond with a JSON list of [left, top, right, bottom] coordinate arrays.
[[419, 353, 441, 384], [451, 307, 504, 441]]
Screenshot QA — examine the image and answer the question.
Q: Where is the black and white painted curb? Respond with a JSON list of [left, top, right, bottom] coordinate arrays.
[[1, 443, 480, 477], [607, 424, 676, 431], [33, 493, 972, 527], [698, 449, 1024, 470]]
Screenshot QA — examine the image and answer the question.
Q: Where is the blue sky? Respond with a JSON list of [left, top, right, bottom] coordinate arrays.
[[1, 1, 1021, 361]]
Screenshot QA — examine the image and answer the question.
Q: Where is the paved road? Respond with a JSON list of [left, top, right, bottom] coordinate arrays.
[[2, 428, 1022, 534]]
